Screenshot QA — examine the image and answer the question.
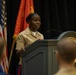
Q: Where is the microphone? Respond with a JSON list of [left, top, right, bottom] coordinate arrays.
[[46, 29, 63, 34], [45, 29, 63, 39]]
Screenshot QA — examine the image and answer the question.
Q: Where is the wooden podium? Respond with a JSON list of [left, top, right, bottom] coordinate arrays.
[[22, 31, 76, 75], [22, 39, 58, 75]]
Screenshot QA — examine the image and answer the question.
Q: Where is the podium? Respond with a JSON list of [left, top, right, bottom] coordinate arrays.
[[22, 31, 76, 75], [22, 39, 58, 75]]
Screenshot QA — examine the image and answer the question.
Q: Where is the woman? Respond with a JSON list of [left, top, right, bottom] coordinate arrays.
[[16, 13, 44, 75]]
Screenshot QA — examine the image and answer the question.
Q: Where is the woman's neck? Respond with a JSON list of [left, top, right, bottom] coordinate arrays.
[[29, 27, 37, 32]]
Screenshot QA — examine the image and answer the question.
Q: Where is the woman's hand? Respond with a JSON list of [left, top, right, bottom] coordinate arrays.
[[16, 47, 25, 57]]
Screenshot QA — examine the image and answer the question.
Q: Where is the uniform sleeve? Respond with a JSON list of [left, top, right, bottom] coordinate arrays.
[[42, 35, 44, 39], [16, 35, 26, 51], [40, 34, 44, 40], [38, 32, 44, 40]]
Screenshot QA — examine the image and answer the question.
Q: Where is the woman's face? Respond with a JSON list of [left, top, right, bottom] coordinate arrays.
[[29, 14, 41, 31]]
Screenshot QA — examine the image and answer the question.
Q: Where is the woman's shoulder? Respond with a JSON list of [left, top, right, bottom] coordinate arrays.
[[18, 27, 30, 36], [37, 31, 44, 36]]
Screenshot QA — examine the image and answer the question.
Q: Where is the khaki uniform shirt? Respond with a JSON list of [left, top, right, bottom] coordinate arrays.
[[54, 67, 76, 75], [16, 27, 44, 65]]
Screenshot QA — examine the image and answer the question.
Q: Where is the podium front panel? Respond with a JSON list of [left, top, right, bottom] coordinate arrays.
[[22, 40, 58, 75]]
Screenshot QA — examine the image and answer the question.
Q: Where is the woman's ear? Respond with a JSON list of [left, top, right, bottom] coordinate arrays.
[[27, 20, 30, 24]]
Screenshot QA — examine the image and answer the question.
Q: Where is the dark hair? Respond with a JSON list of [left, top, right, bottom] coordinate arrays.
[[26, 13, 39, 23]]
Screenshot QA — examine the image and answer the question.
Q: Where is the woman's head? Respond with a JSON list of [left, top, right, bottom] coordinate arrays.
[[26, 13, 41, 32]]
